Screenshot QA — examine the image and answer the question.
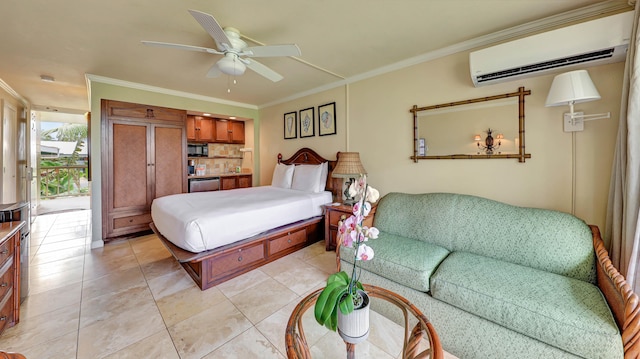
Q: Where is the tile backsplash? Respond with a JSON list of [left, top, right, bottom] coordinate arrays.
[[190, 143, 249, 175]]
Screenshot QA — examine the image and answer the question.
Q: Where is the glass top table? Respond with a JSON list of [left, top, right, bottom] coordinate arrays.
[[285, 284, 444, 359]]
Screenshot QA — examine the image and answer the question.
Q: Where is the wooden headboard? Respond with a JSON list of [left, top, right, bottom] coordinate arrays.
[[278, 147, 342, 201]]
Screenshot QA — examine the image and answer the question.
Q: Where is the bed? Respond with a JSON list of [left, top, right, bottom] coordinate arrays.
[[150, 148, 342, 290]]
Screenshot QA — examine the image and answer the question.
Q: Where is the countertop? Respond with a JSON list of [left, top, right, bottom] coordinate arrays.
[[0, 221, 25, 242], [188, 173, 252, 179]]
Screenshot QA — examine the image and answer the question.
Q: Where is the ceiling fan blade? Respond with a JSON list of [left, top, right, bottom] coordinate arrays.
[[188, 9, 232, 51], [243, 44, 301, 57], [244, 58, 284, 82], [141, 41, 223, 55], [206, 64, 222, 78]]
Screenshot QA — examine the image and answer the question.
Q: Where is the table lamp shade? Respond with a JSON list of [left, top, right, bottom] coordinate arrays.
[[545, 70, 601, 107], [332, 152, 367, 178]]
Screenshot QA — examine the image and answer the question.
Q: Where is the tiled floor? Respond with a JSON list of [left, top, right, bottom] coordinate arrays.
[[0, 210, 455, 358]]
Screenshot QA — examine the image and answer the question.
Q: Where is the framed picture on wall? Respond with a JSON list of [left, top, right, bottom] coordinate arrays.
[[284, 111, 297, 139], [318, 102, 336, 136], [299, 107, 315, 138]]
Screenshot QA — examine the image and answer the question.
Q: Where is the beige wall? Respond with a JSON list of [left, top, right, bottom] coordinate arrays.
[[260, 51, 624, 232], [258, 86, 347, 185]]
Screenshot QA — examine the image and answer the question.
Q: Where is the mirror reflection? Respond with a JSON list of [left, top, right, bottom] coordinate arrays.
[[411, 87, 531, 162], [417, 98, 518, 156]]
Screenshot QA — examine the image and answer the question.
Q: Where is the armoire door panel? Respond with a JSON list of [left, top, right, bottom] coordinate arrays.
[[153, 125, 184, 198], [112, 123, 149, 209]]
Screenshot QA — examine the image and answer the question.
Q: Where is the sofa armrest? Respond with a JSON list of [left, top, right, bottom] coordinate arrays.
[[592, 225, 640, 358]]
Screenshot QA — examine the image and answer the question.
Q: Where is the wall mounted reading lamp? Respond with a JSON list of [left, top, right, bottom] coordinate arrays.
[[545, 69, 610, 132]]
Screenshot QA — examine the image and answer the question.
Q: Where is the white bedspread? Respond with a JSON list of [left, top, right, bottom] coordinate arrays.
[[151, 186, 332, 253]]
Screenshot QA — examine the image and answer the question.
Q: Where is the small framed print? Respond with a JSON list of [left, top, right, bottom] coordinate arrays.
[[284, 111, 297, 139], [299, 107, 315, 138], [318, 102, 336, 136], [418, 138, 426, 156]]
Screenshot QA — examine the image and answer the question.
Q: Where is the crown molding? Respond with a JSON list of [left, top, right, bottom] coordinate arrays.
[[85, 74, 258, 110], [259, 0, 633, 108], [0, 78, 29, 106]]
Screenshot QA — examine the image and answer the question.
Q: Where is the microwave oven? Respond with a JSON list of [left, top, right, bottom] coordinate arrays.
[[187, 143, 209, 157]]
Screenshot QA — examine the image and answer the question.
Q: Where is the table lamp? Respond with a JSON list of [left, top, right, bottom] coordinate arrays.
[[332, 152, 367, 205]]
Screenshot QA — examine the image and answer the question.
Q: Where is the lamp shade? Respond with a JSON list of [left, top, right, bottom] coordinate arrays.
[[545, 70, 601, 107], [332, 152, 367, 178]]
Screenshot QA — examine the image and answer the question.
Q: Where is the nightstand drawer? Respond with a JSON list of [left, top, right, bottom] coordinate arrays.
[[328, 210, 348, 227]]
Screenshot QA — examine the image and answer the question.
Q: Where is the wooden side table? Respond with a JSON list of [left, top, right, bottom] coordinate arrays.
[[323, 202, 376, 251]]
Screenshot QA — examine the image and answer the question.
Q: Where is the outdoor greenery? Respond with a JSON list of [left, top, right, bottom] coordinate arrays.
[[40, 123, 89, 198]]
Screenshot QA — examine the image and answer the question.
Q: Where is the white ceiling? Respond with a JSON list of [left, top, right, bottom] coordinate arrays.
[[0, 0, 632, 114]]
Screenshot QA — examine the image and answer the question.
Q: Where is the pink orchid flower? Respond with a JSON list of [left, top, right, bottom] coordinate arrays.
[[356, 244, 374, 261]]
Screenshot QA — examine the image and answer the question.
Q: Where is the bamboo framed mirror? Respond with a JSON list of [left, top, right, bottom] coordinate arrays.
[[410, 87, 532, 162]]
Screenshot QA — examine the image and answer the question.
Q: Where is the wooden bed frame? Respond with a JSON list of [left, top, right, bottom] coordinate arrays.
[[151, 148, 341, 290]]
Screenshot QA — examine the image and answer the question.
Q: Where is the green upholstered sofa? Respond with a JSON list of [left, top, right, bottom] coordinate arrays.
[[339, 193, 640, 359]]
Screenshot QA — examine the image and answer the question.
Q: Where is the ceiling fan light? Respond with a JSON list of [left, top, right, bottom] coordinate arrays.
[[217, 55, 246, 76]]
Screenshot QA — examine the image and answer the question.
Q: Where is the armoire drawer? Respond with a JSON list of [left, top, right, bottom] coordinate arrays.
[[112, 213, 152, 230]]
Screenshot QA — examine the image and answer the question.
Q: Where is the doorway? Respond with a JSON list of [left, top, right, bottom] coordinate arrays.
[[34, 110, 90, 215]]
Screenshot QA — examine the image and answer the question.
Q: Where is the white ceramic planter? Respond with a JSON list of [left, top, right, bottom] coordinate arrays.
[[337, 291, 370, 344]]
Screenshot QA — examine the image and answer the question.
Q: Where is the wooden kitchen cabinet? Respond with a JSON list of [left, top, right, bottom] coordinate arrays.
[[220, 174, 252, 190], [214, 119, 245, 144], [102, 100, 187, 240], [0, 221, 23, 337], [186, 115, 214, 142]]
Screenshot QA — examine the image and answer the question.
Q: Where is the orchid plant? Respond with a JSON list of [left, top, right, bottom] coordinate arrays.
[[315, 175, 380, 331]]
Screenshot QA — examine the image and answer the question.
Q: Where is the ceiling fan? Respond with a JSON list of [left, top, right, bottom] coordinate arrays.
[[141, 9, 301, 82]]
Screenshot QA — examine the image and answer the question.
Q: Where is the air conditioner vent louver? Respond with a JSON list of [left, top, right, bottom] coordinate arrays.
[[470, 11, 632, 87], [476, 48, 616, 84]]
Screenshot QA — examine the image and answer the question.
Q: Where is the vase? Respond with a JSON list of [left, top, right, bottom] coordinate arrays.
[[337, 290, 370, 344]]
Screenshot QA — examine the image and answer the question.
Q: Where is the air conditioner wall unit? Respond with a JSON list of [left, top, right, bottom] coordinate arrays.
[[470, 11, 633, 87]]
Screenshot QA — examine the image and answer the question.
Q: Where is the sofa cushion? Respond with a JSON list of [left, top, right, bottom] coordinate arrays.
[[341, 231, 449, 292], [374, 192, 596, 283], [430, 252, 623, 359]]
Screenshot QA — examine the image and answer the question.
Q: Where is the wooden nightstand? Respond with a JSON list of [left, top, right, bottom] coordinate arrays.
[[323, 202, 377, 251]]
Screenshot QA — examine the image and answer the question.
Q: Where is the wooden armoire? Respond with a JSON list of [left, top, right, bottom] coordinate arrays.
[[101, 100, 187, 240]]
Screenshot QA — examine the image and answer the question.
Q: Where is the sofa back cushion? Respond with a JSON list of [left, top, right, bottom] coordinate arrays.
[[374, 192, 596, 283]]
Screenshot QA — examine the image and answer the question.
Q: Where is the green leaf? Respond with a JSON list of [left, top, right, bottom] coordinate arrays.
[[314, 281, 346, 324], [327, 305, 338, 331], [327, 271, 349, 285], [314, 271, 359, 331], [321, 286, 348, 326], [338, 293, 354, 315]]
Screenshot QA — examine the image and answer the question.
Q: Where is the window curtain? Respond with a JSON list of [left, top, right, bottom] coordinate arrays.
[[606, 2, 640, 292]]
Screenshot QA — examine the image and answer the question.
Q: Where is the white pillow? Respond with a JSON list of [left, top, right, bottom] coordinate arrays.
[[319, 162, 328, 192], [291, 164, 323, 192], [271, 163, 295, 188]]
